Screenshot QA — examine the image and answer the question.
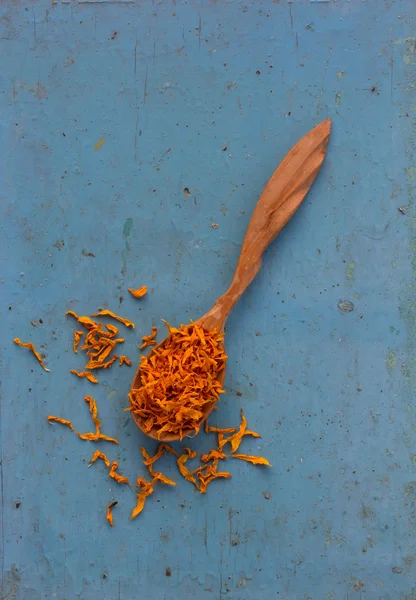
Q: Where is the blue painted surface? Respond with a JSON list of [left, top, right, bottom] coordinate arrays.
[[1, 0, 416, 598]]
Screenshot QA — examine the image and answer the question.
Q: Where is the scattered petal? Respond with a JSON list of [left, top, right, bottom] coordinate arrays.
[[200, 450, 227, 463], [177, 448, 198, 486], [85, 356, 118, 370], [66, 311, 98, 330], [197, 470, 232, 494], [231, 454, 271, 466], [128, 286, 147, 299], [219, 409, 260, 452], [131, 478, 155, 519], [140, 327, 158, 350], [109, 461, 130, 485], [70, 369, 98, 383], [47, 416, 73, 431], [76, 396, 118, 444], [94, 137, 106, 152], [14, 338, 50, 372], [73, 331, 84, 353], [89, 450, 111, 467], [119, 356, 132, 367], [106, 500, 118, 526], [91, 309, 135, 329]]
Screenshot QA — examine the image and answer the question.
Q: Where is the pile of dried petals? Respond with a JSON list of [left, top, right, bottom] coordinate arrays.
[[66, 310, 131, 382], [129, 321, 227, 439]]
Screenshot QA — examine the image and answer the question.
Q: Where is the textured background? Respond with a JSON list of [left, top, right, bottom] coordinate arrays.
[[1, 1, 416, 598]]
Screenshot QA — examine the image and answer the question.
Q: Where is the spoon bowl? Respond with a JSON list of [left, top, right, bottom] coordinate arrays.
[[130, 314, 227, 441], [131, 349, 227, 442], [130, 119, 331, 441]]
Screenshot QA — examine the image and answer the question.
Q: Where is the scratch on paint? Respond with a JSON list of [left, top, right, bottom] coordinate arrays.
[[386, 349, 397, 375], [134, 39, 138, 76], [390, 41, 394, 105], [134, 91, 140, 164], [94, 138, 106, 151], [118, 217, 133, 290], [33, 11, 37, 47], [143, 65, 148, 105], [345, 260, 356, 283], [198, 12, 202, 50], [316, 46, 333, 120], [228, 507, 233, 548]]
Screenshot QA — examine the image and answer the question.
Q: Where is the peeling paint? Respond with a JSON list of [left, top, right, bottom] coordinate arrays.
[[386, 350, 397, 375], [345, 260, 356, 282]]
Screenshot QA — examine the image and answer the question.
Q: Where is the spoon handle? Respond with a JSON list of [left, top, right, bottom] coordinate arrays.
[[201, 119, 331, 331]]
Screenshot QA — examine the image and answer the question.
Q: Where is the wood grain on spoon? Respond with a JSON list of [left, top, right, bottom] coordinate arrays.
[[131, 119, 331, 441]]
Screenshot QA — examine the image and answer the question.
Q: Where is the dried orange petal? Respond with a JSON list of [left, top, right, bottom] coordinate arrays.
[[205, 423, 236, 434], [128, 286, 147, 299], [119, 356, 132, 366], [140, 447, 176, 484], [91, 309, 135, 329], [98, 434, 119, 444], [231, 454, 271, 466], [47, 416, 73, 431], [106, 500, 118, 526], [73, 331, 84, 353], [109, 461, 130, 485], [200, 449, 227, 463], [14, 338, 50, 372], [66, 311, 98, 330], [140, 327, 158, 350], [105, 324, 119, 336], [70, 369, 98, 383], [76, 396, 118, 444], [131, 478, 155, 519], [77, 432, 99, 441], [141, 444, 178, 467], [177, 448, 198, 486], [152, 472, 176, 486], [197, 471, 232, 494], [85, 356, 118, 370], [89, 450, 111, 467], [219, 409, 261, 452]]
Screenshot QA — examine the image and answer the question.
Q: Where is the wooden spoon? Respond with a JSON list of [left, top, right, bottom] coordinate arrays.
[[131, 119, 331, 441]]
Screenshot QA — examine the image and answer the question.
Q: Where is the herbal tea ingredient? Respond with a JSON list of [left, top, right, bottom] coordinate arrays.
[[14, 338, 50, 372], [76, 396, 118, 444], [139, 326, 158, 350], [47, 416, 74, 431], [90, 309, 135, 329], [129, 322, 227, 439], [73, 331, 84, 353], [70, 370, 98, 383], [66, 311, 126, 381], [106, 501, 118, 526], [119, 356, 132, 366], [128, 286, 147, 299]]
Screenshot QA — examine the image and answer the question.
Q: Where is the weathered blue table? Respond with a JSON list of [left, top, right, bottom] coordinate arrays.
[[1, 1, 416, 598]]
